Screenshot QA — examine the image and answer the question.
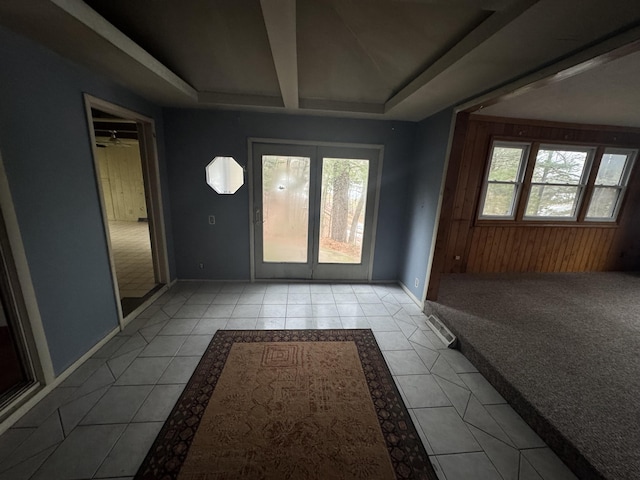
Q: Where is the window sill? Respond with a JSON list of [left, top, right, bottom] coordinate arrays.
[[474, 219, 619, 228]]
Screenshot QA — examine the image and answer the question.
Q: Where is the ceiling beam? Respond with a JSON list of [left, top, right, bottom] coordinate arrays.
[[49, 0, 198, 101], [459, 29, 640, 114], [299, 99, 385, 115], [385, 0, 538, 114], [260, 0, 299, 109], [198, 92, 284, 108], [392, 0, 516, 11]]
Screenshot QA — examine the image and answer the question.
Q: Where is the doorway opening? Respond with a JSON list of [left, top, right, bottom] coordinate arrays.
[[251, 141, 383, 281], [85, 96, 170, 320]]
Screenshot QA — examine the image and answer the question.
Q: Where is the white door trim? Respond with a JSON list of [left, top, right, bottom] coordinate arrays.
[[248, 138, 384, 282], [83, 94, 170, 328]]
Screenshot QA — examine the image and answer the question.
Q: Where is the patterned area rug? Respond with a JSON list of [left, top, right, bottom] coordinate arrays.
[[135, 330, 438, 479]]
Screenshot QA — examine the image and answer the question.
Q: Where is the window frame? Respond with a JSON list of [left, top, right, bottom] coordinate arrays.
[[477, 141, 530, 220], [522, 144, 596, 222], [476, 138, 637, 226], [584, 147, 637, 222]]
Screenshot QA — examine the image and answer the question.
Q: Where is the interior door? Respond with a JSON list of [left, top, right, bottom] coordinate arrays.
[[253, 143, 380, 281]]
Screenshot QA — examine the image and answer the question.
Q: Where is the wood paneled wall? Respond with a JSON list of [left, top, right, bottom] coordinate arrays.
[[96, 142, 148, 222], [427, 115, 640, 299]]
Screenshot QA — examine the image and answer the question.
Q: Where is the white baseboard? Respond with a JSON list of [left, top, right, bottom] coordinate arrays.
[[398, 281, 425, 310], [0, 325, 120, 435]]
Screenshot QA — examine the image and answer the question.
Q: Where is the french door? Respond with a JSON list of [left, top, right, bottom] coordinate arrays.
[[252, 142, 381, 281]]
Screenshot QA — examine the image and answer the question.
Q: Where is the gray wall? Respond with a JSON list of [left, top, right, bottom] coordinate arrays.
[[401, 108, 454, 299], [0, 26, 174, 374], [163, 109, 416, 281]]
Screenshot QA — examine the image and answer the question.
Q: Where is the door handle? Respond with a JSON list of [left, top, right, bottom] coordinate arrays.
[[255, 209, 264, 224]]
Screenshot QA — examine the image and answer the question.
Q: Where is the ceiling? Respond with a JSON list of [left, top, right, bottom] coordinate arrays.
[[1, 0, 640, 121], [472, 46, 640, 128]]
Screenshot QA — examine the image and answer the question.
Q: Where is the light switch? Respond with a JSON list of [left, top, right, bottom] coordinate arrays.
[[209, 215, 215, 225]]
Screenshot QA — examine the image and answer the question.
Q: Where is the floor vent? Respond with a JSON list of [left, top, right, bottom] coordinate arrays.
[[426, 314, 457, 348]]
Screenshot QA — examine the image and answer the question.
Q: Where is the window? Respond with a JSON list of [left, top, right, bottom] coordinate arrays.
[[585, 148, 636, 221], [478, 142, 637, 223], [479, 142, 529, 219], [524, 146, 593, 220]]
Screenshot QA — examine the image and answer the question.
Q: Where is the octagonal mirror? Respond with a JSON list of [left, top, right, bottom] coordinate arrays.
[[205, 156, 244, 194]]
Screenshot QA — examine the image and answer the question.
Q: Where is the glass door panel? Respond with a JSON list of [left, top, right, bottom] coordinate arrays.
[[318, 158, 369, 264], [253, 143, 380, 281], [262, 155, 310, 263]]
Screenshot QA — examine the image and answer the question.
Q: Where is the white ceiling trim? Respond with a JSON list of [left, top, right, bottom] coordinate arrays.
[[260, 0, 299, 109], [50, 0, 198, 101], [385, 0, 539, 114], [459, 25, 640, 115]]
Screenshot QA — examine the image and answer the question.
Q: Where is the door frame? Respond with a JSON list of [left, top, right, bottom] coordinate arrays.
[[84, 94, 171, 327], [0, 149, 52, 422], [247, 138, 384, 282]]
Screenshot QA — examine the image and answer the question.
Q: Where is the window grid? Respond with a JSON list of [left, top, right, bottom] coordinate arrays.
[[584, 148, 637, 222], [477, 141, 637, 225], [478, 141, 529, 220], [523, 145, 595, 221]]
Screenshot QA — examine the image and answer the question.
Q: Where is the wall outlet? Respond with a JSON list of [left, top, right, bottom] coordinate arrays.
[[199, 263, 204, 269], [414, 278, 419, 288], [208, 215, 215, 225]]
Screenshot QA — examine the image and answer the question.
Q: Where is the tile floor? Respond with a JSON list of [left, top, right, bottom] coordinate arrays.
[[108, 221, 156, 299], [0, 282, 577, 480]]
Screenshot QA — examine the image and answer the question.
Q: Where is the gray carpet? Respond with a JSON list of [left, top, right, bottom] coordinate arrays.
[[426, 272, 640, 480]]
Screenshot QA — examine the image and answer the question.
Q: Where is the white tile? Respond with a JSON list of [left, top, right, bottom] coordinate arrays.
[[373, 331, 413, 351], [384, 350, 429, 375], [333, 293, 358, 304], [311, 304, 339, 317], [286, 304, 313, 317], [485, 404, 546, 449], [32, 424, 126, 480], [463, 396, 514, 446], [310, 293, 334, 304], [436, 452, 502, 480], [413, 407, 481, 455], [139, 335, 187, 357], [237, 293, 265, 305], [259, 304, 287, 318], [521, 448, 577, 479], [336, 303, 365, 317], [255, 318, 286, 329], [360, 303, 390, 316], [158, 318, 198, 335], [263, 293, 287, 304], [226, 318, 258, 329], [95, 423, 163, 478], [173, 304, 207, 319], [468, 425, 520, 480], [158, 357, 200, 384], [80, 386, 152, 424], [368, 316, 401, 331], [340, 317, 370, 329], [396, 374, 451, 407], [315, 317, 342, 329], [285, 318, 317, 329], [231, 304, 261, 318], [115, 357, 172, 385], [212, 293, 240, 305], [193, 318, 228, 334], [459, 373, 505, 405], [287, 293, 311, 305], [356, 293, 382, 304], [177, 335, 213, 356], [132, 385, 184, 423]]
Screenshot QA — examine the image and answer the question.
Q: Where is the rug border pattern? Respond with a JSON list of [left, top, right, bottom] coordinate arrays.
[[135, 329, 438, 480]]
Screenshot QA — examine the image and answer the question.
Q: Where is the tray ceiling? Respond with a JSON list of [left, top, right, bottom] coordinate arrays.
[[1, 0, 640, 121]]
